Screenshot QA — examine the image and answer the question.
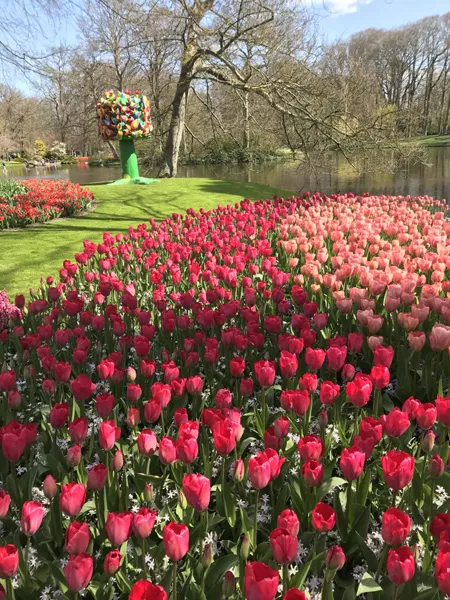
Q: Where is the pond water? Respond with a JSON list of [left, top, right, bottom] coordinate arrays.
[[4, 146, 450, 199]]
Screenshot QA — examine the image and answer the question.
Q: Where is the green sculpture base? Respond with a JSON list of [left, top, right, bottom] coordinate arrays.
[[108, 177, 160, 186]]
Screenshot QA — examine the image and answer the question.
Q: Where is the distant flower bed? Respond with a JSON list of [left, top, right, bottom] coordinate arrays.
[[0, 179, 93, 229]]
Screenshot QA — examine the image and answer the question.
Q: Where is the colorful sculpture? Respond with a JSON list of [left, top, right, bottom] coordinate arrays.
[[96, 90, 157, 185]]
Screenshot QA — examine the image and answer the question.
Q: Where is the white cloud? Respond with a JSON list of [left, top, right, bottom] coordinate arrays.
[[309, 0, 372, 16]]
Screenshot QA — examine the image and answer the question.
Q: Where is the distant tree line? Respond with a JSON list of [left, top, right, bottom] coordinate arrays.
[[2, 2, 449, 176]]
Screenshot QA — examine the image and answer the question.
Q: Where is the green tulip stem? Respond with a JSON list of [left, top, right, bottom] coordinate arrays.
[[345, 483, 352, 533], [6, 578, 15, 599], [253, 489, 260, 552], [141, 538, 147, 578], [161, 409, 166, 436], [283, 563, 289, 595], [172, 561, 178, 600]]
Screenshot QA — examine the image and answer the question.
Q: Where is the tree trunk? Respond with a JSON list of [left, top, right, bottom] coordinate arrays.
[[159, 67, 191, 178], [243, 91, 250, 150], [106, 140, 119, 160]]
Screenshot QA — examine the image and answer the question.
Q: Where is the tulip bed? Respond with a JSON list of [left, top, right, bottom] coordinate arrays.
[[0, 180, 93, 229], [1, 192, 450, 599]]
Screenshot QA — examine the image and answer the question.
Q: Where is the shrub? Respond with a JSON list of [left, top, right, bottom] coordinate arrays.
[[0, 192, 449, 598]]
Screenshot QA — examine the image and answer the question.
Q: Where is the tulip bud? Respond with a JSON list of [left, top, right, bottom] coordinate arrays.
[[428, 454, 444, 479], [67, 444, 82, 467], [422, 430, 435, 454], [127, 367, 137, 382], [326, 545, 346, 570], [201, 542, 212, 569], [144, 483, 154, 503], [222, 571, 236, 597], [43, 474, 57, 499], [319, 409, 328, 429], [113, 450, 124, 471], [240, 535, 250, 560], [178, 489, 187, 510], [233, 459, 245, 483]]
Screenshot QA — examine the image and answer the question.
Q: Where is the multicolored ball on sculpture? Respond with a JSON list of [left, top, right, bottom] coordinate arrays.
[[96, 90, 152, 141]]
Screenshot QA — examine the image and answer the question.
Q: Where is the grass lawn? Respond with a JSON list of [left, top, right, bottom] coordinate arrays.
[[0, 177, 292, 297]]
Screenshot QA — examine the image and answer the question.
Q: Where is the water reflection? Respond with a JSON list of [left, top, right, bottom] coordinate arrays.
[[3, 147, 450, 199]]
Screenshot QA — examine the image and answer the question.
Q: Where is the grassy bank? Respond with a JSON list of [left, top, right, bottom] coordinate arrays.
[[0, 178, 291, 296], [406, 135, 450, 147]]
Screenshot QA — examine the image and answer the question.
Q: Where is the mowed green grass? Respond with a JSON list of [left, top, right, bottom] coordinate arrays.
[[0, 178, 292, 297]]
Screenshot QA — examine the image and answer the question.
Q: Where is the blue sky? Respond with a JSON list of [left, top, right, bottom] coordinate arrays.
[[311, 0, 449, 40]]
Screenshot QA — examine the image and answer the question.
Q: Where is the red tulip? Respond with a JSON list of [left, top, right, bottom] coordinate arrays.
[[0, 371, 16, 392], [436, 395, 450, 427], [182, 473, 210, 512], [54, 362, 71, 383], [383, 408, 410, 438], [254, 360, 276, 388], [431, 513, 450, 540], [21, 501, 44, 536], [43, 474, 57, 499], [248, 452, 271, 490], [381, 450, 415, 490], [386, 546, 415, 585], [0, 545, 18, 578], [346, 373, 372, 407], [320, 381, 340, 405], [327, 346, 347, 371], [176, 434, 198, 464], [244, 561, 279, 600], [269, 528, 298, 564], [301, 460, 323, 487], [382, 508, 411, 547], [373, 345, 394, 368], [283, 591, 308, 600], [96, 392, 115, 417], [415, 403, 437, 430], [0, 491, 11, 518], [159, 436, 177, 465], [71, 374, 96, 401], [277, 509, 300, 536], [105, 512, 133, 546], [137, 429, 157, 456], [127, 383, 142, 403], [99, 420, 121, 451], [297, 435, 324, 462], [49, 402, 69, 429], [339, 446, 365, 480], [279, 351, 298, 378], [104, 550, 121, 576], [311, 502, 336, 532], [370, 364, 390, 389], [213, 420, 237, 456], [129, 580, 168, 600], [67, 444, 82, 467], [60, 483, 86, 517], [429, 454, 445, 478], [436, 548, 450, 594], [65, 521, 91, 554], [68, 418, 89, 443], [64, 553, 93, 592], [326, 545, 346, 570], [132, 507, 157, 540], [304, 348, 325, 371], [230, 357, 246, 377], [87, 464, 108, 490], [163, 522, 189, 561]]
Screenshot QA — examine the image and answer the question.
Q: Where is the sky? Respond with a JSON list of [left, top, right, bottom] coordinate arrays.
[[310, 0, 450, 40]]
